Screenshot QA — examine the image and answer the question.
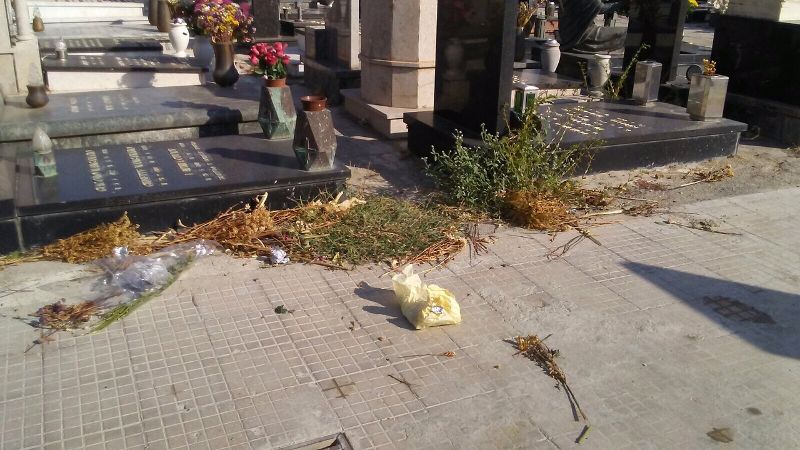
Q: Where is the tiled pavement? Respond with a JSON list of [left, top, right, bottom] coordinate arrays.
[[1, 187, 799, 450]]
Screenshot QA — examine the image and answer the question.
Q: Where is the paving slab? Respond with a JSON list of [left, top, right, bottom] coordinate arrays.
[[2, 185, 800, 449]]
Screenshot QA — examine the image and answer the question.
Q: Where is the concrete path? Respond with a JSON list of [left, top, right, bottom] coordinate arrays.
[[1, 184, 798, 450]]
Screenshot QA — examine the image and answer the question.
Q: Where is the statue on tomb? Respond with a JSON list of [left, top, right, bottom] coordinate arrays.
[[556, 0, 627, 53]]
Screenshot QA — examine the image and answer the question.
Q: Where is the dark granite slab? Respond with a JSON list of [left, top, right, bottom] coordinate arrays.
[[303, 58, 360, 106], [253, 0, 281, 38], [622, 0, 688, 86], [42, 54, 207, 73], [434, 0, 517, 135], [0, 220, 19, 254], [539, 101, 745, 147], [405, 101, 746, 171], [39, 37, 164, 53], [712, 15, 800, 107], [0, 76, 262, 143], [7, 135, 350, 250]]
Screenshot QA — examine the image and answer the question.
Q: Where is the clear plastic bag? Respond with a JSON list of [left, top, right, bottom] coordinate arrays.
[[392, 265, 461, 330], [92, 240, 219, 307]]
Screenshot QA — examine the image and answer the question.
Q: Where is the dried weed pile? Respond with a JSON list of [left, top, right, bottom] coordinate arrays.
[[503, 190, 576, 231], [144, 194, 484, 269], [41, 213, 144, 263]]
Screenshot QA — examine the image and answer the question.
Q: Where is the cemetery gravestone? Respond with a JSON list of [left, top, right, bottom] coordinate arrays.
[[622, 0, 689, 86], [252, 0, 281, 38], [6, 135, 350, 251]]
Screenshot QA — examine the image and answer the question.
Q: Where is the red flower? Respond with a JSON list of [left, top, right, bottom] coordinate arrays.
[[250, 55, 259, 65]]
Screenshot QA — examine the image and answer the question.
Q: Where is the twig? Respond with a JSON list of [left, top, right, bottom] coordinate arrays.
[[388, 374, 415, 388], [576, 425, 592, 444], [669, 179, 705, 190], [581, 209, 623, 218], [660, 219, 742, 236]]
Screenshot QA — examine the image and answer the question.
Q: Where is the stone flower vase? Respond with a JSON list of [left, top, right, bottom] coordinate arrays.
[[156, 0, 171, 32], [293, 96, 336, 171], [540, 39, 560, 73], [33, 15, 45, 32], [193, 36, 214, 68], [687, 73, 729, 121], [26, 85, 49, 108], [212, 42, 239, 87], [258, 77, 296, 140], [588, 54, 611, 89], [169, 22, 190, 57], [148, 0, 158, 25]]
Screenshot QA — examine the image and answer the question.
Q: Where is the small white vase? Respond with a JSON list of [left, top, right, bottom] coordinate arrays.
[[588, 54, 611, 88], [169, 23, 190, 57], [192, 35, 214, 68], [540, 39, 561, 73]]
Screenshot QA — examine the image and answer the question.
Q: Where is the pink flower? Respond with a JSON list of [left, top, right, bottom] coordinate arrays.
[[282, 56, 290, 65], [250, 55, 259, 65]]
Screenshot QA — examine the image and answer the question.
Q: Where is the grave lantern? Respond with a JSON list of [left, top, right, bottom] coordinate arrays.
[[32, 126, 57, 178], [55, 37, 68, 60], [632, 61, 662, 105], [511, 82, 540, 114]]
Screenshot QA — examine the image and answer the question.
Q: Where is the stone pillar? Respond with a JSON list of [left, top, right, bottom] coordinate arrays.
[[13, 0, 35, 41], [325, 0, 359, 69], [360, 0, 436, 109]]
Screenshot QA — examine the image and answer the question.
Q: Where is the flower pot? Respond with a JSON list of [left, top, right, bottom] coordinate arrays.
[[300, 95, 326, 112], [687, 74, 729, 121], [193, 36, 213, 68], [156, 0, 171, 32], [212, 42, 239, 87], [265, 77, 287, 88], [259, 84, 296, 139], [169, 23, 190, 57], [26, 85, 49, 108], [588, 54, 611, 88], [540, 39, 560, 73], [148, 0, 158, 25]]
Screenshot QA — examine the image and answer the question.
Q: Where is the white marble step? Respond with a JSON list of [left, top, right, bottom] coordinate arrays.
[[29, 0, 146, 24]]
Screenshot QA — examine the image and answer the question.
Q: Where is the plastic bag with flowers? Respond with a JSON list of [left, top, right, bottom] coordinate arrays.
[[195, 0, 254, 43], [250, 42, 291, 79]]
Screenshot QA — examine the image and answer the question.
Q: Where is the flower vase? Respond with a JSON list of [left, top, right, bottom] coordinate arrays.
[[212, 42, 239, 87], [540, 39, 560, 73], [258, 78, 296, 140], [26, 85, 49, 108], [515, 27, 526, 62], [156, 0, 171, 32], [193, 36, 213, 68], [169, 22, 190, 57], [588, 54, 611, 89], [687, 74, 729, 121], [293, 96, 336, 171], [148, 0, 158, 25]]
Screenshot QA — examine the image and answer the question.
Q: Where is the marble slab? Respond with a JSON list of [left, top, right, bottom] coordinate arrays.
[[42, 54, 207, 73], [0, 76, 262, 143], [38, 37, 164, 53]]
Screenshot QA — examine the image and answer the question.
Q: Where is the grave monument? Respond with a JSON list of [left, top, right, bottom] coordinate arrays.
[[710, 1, 800, 144], [622, 0, 689, 86], [405, 0, 747, 172], [302, 0, 360, 105], [341, 0, 437, 138], [252, 0, 282, 39]]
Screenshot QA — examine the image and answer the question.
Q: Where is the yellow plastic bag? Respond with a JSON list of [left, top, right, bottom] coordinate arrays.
[[392, 265, 461, 330]]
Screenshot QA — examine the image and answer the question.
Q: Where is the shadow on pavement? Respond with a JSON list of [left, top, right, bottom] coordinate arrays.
[[624, 262, 800, 359]]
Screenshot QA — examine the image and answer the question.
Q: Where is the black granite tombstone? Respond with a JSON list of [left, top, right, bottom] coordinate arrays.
[[253, 0, 281, 38], [711, 15, 800, 107], [3, 135, 350, 251], [434, 0, 518, 135], [622, 0, 689, 87]]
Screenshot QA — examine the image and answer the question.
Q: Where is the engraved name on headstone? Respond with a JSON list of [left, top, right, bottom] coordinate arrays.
[[85, 148, 122, 193], [168, 141, 226, 182], [545, 106, 645, 136]]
